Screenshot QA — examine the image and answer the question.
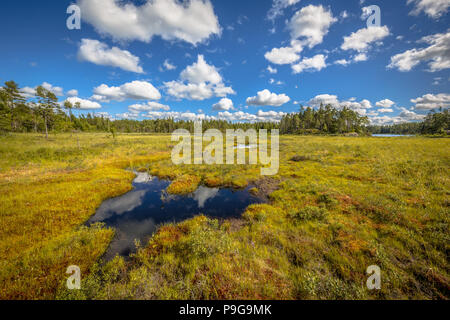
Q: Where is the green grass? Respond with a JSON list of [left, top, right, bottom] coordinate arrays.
[[0, 133, 448, 300]]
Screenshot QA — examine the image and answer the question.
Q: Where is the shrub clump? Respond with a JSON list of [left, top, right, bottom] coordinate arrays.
[[243, 204, 282, 223], [317, 193, 339, 209], [289, 206, 328, 221], [167, 175, 201, 195], [249, 187, 259, 196], [185, 219, 232, 259]]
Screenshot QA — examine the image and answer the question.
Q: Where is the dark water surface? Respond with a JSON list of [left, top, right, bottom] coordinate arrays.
[[88, 172, 263, 260]]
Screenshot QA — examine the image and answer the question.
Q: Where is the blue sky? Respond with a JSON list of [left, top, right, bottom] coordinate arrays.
[[0, 0, 449, 124]]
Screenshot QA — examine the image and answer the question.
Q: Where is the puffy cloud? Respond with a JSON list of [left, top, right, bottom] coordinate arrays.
[[265, 46, 301, 65], [334, 53, 367, 67], [21, 87, 37, 98], [334, 59, 350, 66], [376, 99, 395, 108], [77, 0, 220, 45], [143, 111, 216, 121], [65, 97, 102, 110], [369, 115, 420, 125], [21, 82, 64, 98], [41, 82, 64, 96], [67, 89, 79, 97], [388, 30, 450, 72], [407, 0, 450, 19], [308, 94, 373, 115], [256, 110, 287, 121], [353, 53, 368, 62], [368, 116, 399, 125], [164, 55, 234, 101], [411, 93, 450, 110], [128, 102, 170, 114], [94, 112, 113, 120], [180, 55, 222, 84], [377, 108, 394, 113], [369, 107, 426, 125], [164, 82, 214, 101], [361, 6, 376, 20], [267, 66, 278, 74], [267, 0, 301, 20], [265, 5, 334, 70], [292, 54, 327, 73], [78, 39, 143, 73], [115, 112, 140, 120], [246, 89, 290, 107], [288, 5, 337, 48], [136, 109, 285, 123], [218, 110, 286, 122], [162, 59, 176, 71], [93, 81, 161, 102], [398, 107, 426, 121], [308, 94, 339, 107], [269, 78, 284, 85], [341, 26, 390, 52], [212, 98, 234, 111], [340, 10, 349, 19]]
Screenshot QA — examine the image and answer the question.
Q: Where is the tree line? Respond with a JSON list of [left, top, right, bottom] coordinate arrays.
[[280, 105, 370, 134], [1, 80, 448, 136], [368, 109, 449, 135]]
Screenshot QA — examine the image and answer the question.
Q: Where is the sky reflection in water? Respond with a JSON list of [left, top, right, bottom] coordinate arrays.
[[88, 172, 262, 260]]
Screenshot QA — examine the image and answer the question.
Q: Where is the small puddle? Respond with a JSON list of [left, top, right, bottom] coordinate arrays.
[[88, 172, 263, 260]]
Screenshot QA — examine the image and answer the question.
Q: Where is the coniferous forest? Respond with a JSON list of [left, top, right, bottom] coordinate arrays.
[[1, 81, 448, 136]]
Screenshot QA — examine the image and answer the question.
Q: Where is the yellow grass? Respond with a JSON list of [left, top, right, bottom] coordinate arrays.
[[0, 133, 448, 300]]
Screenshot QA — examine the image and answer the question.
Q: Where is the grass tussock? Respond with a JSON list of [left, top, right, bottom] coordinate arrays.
[[167, 175, 202, 195]]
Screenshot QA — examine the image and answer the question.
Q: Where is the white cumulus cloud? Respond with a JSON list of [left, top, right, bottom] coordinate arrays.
[[308, 94, 373, 115], [77, 0, 220, 45], [268, 0, 301, 20], [376, 99, 395, 108], [341, 26, 390, 52], [21, 82, 64, 98], [162, 59, 176, 71], [265, 5, 335, 71], [267, 66, 278, 74], [407, 0, 450, 19], [78, 39, 144, 73], [165, 55, 234, 101], [292, 54, 327, 73], [265, 46, 301, 65], [246, 89, 290, 107], [388, 30, 450, 72], [67, 89, 79, 97], [92, 81, 161, 102], [213, 98, 234, 111], [218, 110, 286, 122], [65, 97, 102, 110], [288, 5, 337, 48], [128, 102, 170, 114], [411, 93, 450, 110]]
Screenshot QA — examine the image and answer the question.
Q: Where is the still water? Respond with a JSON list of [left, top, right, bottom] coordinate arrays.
[[87, 172, 263, 260]]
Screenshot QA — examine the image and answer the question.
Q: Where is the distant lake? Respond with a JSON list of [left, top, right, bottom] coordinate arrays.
[[88, 172, 262, 260], [372, 134, 415, 137]]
